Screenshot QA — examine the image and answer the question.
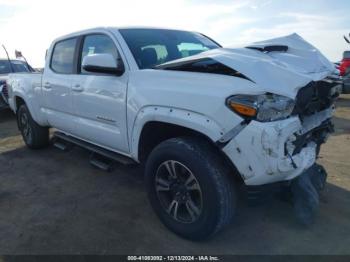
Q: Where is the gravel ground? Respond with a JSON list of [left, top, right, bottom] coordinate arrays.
[[0, 95, 349, 255]]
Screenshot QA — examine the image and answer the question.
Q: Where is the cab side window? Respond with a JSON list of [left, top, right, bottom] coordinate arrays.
[[51, 38, 77, 74], [80, 34, 119, 74]]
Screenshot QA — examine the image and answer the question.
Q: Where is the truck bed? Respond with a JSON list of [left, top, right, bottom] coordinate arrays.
[[7, 72, 43, 112]]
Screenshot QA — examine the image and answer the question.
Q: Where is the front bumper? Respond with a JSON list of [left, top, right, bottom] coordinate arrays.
[[222, 106, 334, 186]]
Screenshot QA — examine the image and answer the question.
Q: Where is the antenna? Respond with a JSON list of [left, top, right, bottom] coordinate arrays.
[[344, 35, 350, 44], [2, 44, 14, 72]]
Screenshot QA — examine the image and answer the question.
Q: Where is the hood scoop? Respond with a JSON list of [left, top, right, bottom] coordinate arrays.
[[246, 45, 288, 53]]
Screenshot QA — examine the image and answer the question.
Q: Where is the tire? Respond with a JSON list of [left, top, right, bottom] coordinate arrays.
[[17, 104, 49, 149], [145, 137, 236, 240]]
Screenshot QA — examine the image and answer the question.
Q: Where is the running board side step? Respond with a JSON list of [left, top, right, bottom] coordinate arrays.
[[53, 131, 136, 166], [52, 137, 73, 151], [89, 153, 114, 172]]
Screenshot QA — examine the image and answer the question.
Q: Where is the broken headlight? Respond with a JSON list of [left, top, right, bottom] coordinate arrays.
[[227, 93, 295, 122]]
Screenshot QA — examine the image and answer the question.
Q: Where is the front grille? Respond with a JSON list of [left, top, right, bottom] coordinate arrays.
[[293, 80, 339, 118]]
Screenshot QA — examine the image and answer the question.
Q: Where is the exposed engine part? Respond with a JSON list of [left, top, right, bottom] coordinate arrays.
[[293, 80, 340, 118], [286, 119, 334, 156]]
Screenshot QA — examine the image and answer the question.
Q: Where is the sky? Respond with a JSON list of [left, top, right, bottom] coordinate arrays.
[[0, 0, 349, 67]]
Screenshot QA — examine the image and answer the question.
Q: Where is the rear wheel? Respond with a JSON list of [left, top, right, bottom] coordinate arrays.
[[145, 137, 236, 240], [17, 104, 49, 149]]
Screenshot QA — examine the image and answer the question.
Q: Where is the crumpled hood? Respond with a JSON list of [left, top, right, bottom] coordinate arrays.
[[159, 33, 336, 98]]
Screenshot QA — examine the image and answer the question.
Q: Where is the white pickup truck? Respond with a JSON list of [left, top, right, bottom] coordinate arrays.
[[7, 27, 340, 240]]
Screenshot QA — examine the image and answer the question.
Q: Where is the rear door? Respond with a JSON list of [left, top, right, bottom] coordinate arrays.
[[42, 37, 78, 133], [70, 33, 129, 153]]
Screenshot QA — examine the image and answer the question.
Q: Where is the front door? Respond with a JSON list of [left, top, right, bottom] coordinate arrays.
[[70, 34, 129, 154]]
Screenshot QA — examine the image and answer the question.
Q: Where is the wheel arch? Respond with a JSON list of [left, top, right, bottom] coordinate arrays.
[[14, 95, 26, 112], [130, 106, 243, 182], [12, 93, 48, 126], [130, 106, 224, 161]]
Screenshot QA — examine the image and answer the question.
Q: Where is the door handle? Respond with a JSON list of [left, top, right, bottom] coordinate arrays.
[[72, 84, 84, 92], [43, 82, 51, 89]]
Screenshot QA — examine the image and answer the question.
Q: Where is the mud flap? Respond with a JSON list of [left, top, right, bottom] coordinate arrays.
[[291, 164, 327, 225]]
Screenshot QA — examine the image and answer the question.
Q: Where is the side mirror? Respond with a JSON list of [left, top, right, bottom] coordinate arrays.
[[82, 53, 124, 75]]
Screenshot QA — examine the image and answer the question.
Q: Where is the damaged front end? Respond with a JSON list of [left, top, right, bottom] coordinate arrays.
[[158, 33, 341, 224], [222, 107, 333, 185], [221, 77, 340, 186], [222, 78, 340, 224], [287, 78, 340, 157]]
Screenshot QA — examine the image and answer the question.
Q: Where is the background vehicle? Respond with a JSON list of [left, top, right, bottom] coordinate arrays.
[[340, 51, 350, 93], [341, 34, 350, 93], [7, 28, 340, 239], [0, 59, 34, 110]]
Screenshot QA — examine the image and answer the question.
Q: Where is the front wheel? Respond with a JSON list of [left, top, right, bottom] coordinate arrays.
[[145, 137, 236, 240], [17, 104, 49, 149]]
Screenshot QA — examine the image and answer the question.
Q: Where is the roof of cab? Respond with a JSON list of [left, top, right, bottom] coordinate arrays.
[[52, 26, 193, 43]]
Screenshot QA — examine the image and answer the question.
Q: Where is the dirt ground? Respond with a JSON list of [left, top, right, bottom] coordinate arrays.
[[0, 96, 349, 255]]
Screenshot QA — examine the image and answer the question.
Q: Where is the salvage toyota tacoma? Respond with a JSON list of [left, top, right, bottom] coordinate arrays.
[[7, 27, 341, 240]]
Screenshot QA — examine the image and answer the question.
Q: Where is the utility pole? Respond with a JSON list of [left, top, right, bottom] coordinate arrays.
[[344, 33, 350, 44]]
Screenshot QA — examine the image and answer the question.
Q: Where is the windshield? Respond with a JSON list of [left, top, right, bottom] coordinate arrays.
[[119, 29, 220, 69], [0, 60, 31, 74]]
